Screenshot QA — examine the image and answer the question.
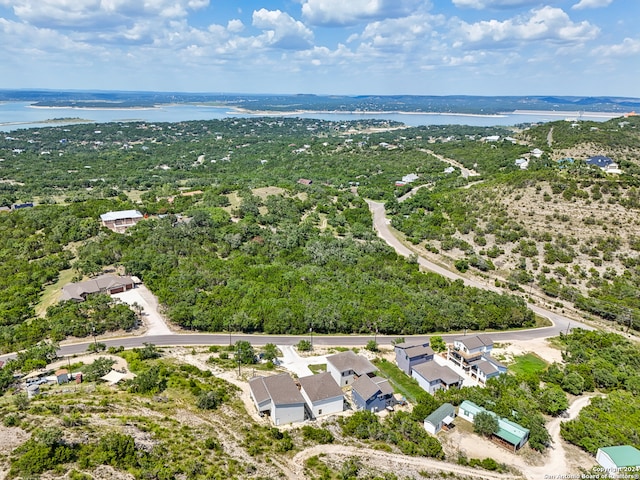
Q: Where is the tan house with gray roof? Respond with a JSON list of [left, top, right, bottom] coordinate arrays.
[[60, 274, 135, 302]]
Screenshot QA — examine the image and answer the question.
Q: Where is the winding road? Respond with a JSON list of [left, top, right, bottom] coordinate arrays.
[[1, 201, 593, 362]]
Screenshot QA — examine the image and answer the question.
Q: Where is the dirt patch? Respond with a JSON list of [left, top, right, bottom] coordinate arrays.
[[493, 338, 563, 365]]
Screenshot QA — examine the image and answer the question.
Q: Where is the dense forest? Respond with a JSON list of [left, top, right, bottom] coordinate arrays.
[[2, 114, 640, 355]]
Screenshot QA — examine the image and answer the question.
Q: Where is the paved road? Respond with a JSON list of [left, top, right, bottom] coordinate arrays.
[[366, 199, 593, 339]]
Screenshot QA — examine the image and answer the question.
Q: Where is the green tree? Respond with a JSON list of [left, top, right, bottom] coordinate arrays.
[[539, 385, 569, 416], [430, 336, 447, 353], [473, 411, 499, 437], [297, 339, 312, 352], [235, 340, 256, 365], [365, 340, 379, 352], [262, 343, 279, 362], [562, 372, 585, 395]]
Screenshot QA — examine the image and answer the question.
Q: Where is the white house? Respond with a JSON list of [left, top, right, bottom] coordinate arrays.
[[326, 351, 376, 387], [412, 361, 461, 395], [249, 373, 306, 426], [424, 403, 456, 435], [298, 372, 344, 418]]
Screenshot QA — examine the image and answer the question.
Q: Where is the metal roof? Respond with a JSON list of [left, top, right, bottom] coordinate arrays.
[[598, 446, 640, 468], [100, 210, 143, 221], [425, 403, 456, 426]]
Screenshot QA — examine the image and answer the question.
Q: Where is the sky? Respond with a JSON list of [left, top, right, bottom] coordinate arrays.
[[0, 0, 638, 96]]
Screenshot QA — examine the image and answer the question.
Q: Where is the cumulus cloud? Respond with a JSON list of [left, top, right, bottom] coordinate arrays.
[[572, 0, 613, 10], [452, 0, 561, 9], [455, 6, 599, 47], [300, 0, 425, 27], [353, 14, 444, 54], [4, 0, 209, 29], [252, 8, 313, 49], [227, 19, 244, 33], [592, 37, 640, 57]]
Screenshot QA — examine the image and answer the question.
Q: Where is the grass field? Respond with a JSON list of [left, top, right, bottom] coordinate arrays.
[[508, 353, 548, 376], [373, 358, 424, 402], [35, 268, 75, 317]]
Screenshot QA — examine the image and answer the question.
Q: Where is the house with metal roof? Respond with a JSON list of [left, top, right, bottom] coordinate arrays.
[[100, 209, 144, 233], [596, 446, 640, 476], [326, 350, 377, 387], [249, 373, 306, 425], [351, 375, 394, 412], [298, 372, 344, 419], [458, 400, 529, 452], [60, 274, 135, 302], [394, 341, 434, 375], [424, 403, 456, 435], [412, 361, 462, 395]]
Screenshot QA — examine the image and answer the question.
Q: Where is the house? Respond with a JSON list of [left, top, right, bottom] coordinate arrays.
[[514, 158, 529, 170], [470, 356, 506, 384], [424, 403, 456, 435], [60, 274, 135, 302], [249, 373, 306, 426], [351, 375, 394, 412], [443, 166, 455, 174], [531, 148, 543, 158], [402, 173, 419, 183], [458, 400, 529, 452], [412, 361, 462, 394], [448, 335, 493, 372], [326, 351, 376, 387], [394, 341, 434, 375], [298, 372, 345, 418], [586, 155, 615, 169], [596, 446, 640, 477], [298, 178, 313, 186], [100, 210, 144, 233]]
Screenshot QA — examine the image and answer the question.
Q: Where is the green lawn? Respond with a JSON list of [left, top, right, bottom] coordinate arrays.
[[509, 353, 548, 376], [373, 358, 424, 403], [308, 363, 326, 374]]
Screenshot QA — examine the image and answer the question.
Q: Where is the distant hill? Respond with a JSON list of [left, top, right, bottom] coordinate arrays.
[[1, 89, 638, 114]]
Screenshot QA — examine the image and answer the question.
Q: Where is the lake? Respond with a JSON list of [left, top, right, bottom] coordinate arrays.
[[0, 101, 623, 132]]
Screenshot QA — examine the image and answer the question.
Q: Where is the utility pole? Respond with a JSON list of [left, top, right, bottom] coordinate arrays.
[[309, 326, 313, 350]]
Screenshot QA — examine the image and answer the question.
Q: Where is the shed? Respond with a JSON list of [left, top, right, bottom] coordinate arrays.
[[596, 446, 640, 475], [424, 403, 456, 435], [55, 369, 69, 385]]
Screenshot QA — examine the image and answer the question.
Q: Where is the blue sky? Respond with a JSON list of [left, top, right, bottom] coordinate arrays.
[[0, 0, 637, 96]]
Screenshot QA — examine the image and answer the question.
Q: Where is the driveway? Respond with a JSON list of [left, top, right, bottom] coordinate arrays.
[[113, 285, 172, 336], [277, 345, 328, 377]]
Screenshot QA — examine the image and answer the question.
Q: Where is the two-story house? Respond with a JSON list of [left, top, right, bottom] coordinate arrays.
[[394, 341, 434, 375]]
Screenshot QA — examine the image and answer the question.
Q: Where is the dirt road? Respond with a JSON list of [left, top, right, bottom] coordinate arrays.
[[291, 444, 520, 479]]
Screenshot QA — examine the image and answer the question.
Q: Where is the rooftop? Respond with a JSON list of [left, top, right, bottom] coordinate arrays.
[[598, 445, 640, 468], [249, 373, 305, 407], [298, 372, 343, 403], [100, 209, 143, 222], [60, 274, 134, 301], [454, 335, 493, 351], [352, 375, 393, 401], [413, 361, 461, 385], [425, 403, 456, 426], [327, 351, 376, 376]]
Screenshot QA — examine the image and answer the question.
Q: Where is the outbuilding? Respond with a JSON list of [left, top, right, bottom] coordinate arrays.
[[596, 446, 640, 476]]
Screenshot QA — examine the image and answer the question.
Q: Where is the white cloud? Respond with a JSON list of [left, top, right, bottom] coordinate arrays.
[[252, 9, 314, 49], [572, 0, 613, 10], [456, 6, 599, 47], [4, 0, 209, 28], [300, 0, 425, 26], [227, 19, 244, 33], [592, 37, 640, 57], [452, 0, 561, 9], [353, 14, 444, 53]]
